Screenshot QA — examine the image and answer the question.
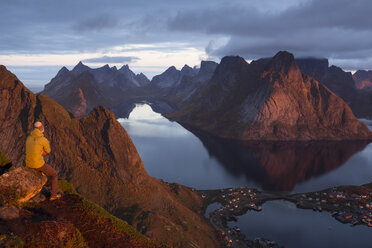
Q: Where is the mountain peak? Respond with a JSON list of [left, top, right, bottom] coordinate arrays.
[[72, 61, 90, 74], [267, 51, 302, 82], [119, 64, 130, 72], [220, 56, 248, 66], [56, 66, 70, 77]]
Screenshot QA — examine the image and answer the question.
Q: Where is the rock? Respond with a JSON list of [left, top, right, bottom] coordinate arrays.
[[0, 205, 20, 219], [353, 70, 372, 90], [0, 167, 47, 205], [69, 88, 87, 119]]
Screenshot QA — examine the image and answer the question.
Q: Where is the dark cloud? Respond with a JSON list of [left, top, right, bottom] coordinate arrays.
[[168, 0, 372, 69], [73, 15, 119, 32], [83, 55, 139, 63], [1, 0, 372, 69]]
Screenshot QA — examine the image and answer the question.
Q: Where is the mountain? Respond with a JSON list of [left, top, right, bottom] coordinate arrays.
[[0, 65, 220, 247], [353, 70, 372, 90], [167, 51, 372, 140], [295, 58, 372, 118], [42, 62, 150, 118]]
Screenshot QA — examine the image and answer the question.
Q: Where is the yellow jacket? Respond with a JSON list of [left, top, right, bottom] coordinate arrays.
[[0, 149, 11, 167], [25, 128, 51, 168]]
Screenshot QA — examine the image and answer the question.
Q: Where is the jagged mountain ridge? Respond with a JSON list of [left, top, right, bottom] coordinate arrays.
[[42, 60, 218, 118], [0, 65, 220, 248], [167, 51, 372, 140], [42, 62, 150, 118]]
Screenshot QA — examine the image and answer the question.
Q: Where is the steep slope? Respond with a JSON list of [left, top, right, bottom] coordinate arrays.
[[167, 52, 372, 140], [0, 180, 158, 248], [353, 70, 372, 90], [296, 58, 372, 118], [0, 65, 220, 248]]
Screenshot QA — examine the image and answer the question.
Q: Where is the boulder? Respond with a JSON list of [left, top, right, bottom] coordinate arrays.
[[0, 167, 47, 205]]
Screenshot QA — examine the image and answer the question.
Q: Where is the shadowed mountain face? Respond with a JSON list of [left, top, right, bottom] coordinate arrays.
[[188, 128, 370, 191], [0, 65, 220, 248], [353, 70, 372, 91], [41, 62, 151, 118], [168, 52, 372, 141], [295, 59, 372, 118], [42, 61, 218, 119]]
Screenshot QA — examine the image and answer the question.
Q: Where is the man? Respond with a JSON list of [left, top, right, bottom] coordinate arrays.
[[0, 149, 14, 175], [25, 121, 61, 200]]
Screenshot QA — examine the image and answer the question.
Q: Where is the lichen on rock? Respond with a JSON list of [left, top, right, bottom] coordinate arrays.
[[0, 167, 47, 205]]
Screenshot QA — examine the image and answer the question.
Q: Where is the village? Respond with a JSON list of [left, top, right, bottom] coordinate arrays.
[[199, 183, 372, 248]]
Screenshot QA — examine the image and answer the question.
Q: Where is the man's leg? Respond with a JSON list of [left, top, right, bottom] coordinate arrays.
[[36, 164, 58, 197]]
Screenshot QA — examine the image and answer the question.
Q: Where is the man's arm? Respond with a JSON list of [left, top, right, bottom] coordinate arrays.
[[43, 138, 51, 154]]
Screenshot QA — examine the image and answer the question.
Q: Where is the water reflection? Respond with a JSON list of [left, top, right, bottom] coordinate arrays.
[[120, 104, 372, 192], [184, 126, 371, 192], [118, 104, 189, 137]]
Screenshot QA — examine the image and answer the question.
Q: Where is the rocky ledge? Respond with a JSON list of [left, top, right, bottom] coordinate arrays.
[[0, 167, 158, 248]]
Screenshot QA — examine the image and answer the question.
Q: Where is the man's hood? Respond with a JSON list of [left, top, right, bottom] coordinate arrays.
[[30, 128, 44, 138]]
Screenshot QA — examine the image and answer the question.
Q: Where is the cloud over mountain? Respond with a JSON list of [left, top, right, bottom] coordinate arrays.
[[83, 55, 139, 63]]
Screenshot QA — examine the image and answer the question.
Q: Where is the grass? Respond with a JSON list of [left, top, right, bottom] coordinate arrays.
[[0, 233, 24, 248], [65, 228, 87, 248], [57, 179, 156, 246], [58, 179, 77, 195]]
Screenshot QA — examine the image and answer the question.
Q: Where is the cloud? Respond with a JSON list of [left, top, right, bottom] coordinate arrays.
[[83, 55, 139, 63], [168, 0, 372, 69], [2, 0, 372, 70], [73, 14, 119, 32]]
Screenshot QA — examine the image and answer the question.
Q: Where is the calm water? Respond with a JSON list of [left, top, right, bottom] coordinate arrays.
[[119, 104, 372, 247], [118, 104, 372, 192], [230, 200, 371, 248]]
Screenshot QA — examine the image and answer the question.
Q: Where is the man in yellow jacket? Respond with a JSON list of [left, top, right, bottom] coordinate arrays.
[[25, 121, 61, 200]]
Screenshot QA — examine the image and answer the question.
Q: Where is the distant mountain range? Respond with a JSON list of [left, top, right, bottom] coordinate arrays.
[[41, 51, 372, 140]]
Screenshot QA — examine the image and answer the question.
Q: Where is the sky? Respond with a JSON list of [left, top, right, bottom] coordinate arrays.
[[1, 0, 372, 92]]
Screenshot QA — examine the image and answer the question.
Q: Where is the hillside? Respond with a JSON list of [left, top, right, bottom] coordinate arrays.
[[0, 65, 220, 248], [0, 179, 158, 248]]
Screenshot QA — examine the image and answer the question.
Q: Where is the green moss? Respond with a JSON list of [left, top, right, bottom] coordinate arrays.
[[79, 198, 153, 245], [54, 179, 156, 246], [58, 179, 77, 195], [65, 228, 87, 248], [0, 233, 25, 248], [0, 186, 22, 205]]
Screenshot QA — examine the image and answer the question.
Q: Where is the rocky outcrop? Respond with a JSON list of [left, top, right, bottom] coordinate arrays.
[[0, 181, 159, 248], [167, 52, 372, 140], [353, 70, 372, 90], [69, 88, 87, 119], [0, 65, 220, 248], [0, 167, 47, 205]]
